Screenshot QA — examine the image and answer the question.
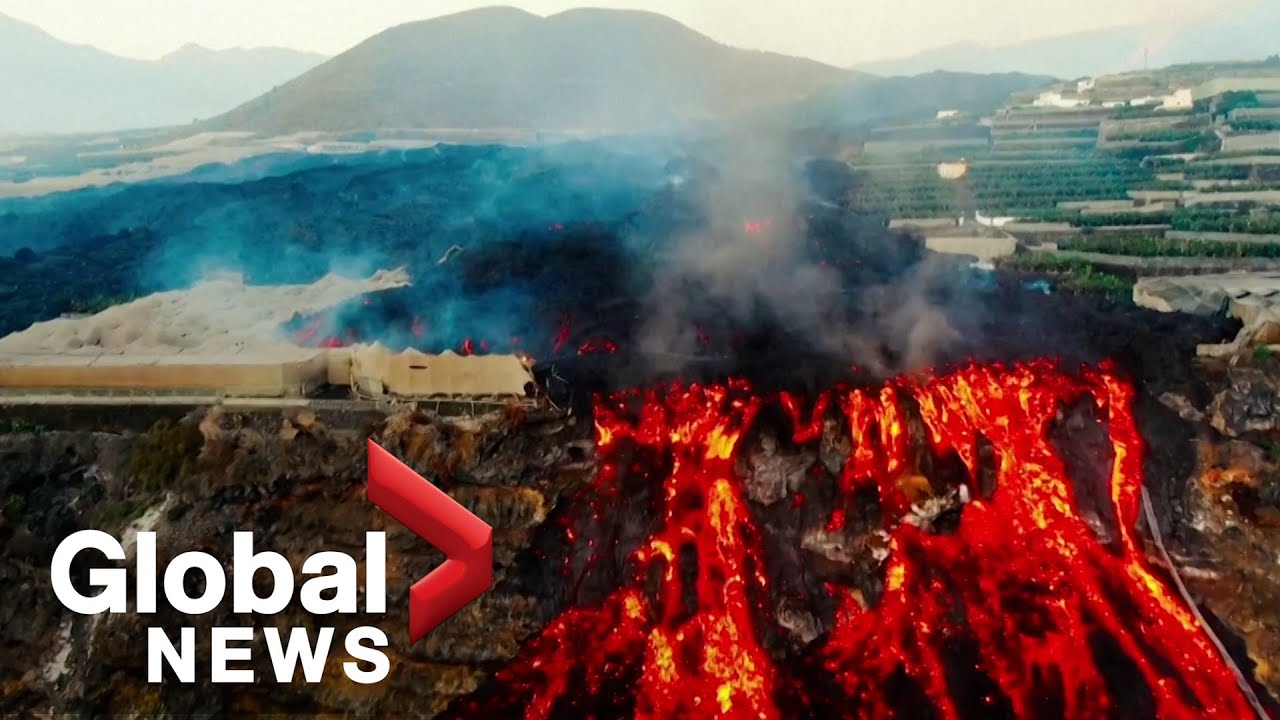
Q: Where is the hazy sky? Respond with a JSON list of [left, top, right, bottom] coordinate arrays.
[[0, 0, 1241, 66]]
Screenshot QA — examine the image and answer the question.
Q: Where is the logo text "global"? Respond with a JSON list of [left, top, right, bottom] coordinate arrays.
[[52, 530, 390, 684]]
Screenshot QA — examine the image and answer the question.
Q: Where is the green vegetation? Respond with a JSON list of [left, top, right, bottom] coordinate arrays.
[[1185, 165, 1252, 180], [851, 158, 1154, 216], [129, 420, 203, 493], [1197, 182, 1280, 192], [1132, 179, 1195, 191], [994, 128, 1099, 140], [1061, 235, 1280, 258], [1217, 91, 1261, 117], [1108, 137, 1204, 159], [967, 161, 1154, 212], [1107, 129, 1204, 144], [999, 253, 1132, 295], [1110, 106, 1180, 120], [1071, 211, 1175, 227], [992, 141, 1098, 154], [1171, 210, 1280, 235], [1064, 206, 1280, 234], [1231, 119, 1280, 132]]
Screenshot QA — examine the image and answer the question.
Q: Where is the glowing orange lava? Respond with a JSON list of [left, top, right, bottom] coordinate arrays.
[[474, 361, 1257, 719], [823, 361, 1252, 719]]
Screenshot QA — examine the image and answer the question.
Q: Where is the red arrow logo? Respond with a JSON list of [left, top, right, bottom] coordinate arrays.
[[367, 440, 493, 642]]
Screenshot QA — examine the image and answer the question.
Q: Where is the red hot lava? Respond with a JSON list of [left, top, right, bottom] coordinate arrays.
[[578, 339, 620, 356], [472, 361, 1258, 719], [491, 380, 777, 719], [822, 362, 1254, 719]]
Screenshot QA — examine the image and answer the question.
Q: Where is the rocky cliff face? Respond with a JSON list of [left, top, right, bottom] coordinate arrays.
[[1166, 359, 1280, 701], [0, 404, 594, 717]]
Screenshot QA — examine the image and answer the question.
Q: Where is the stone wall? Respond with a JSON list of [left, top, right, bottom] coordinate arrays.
[[1221, 132, 1280, 154], [922, 234, 1018, 262], [0, 351, 330, 397]]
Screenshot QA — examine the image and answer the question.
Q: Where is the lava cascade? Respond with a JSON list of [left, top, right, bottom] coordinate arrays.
[[466, 361, 1256, 719]]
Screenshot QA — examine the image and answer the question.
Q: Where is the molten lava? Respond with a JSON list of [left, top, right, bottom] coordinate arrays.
[[822, 362, 1253, 720], [464, 362, 1257, 719], [578, 339, 620, 356], [488, 381, 777, 719]]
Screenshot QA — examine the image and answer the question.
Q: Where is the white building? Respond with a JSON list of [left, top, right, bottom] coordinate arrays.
[[936, 109, 961, 120], [1032, 91, 1089, 109], [1077, 78, 1097, 93], [975, 210, 1016, 228], [1159, 88, 1194, 111]]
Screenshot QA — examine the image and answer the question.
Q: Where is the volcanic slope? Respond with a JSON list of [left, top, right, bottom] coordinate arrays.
[[203, 6, 854, 134]]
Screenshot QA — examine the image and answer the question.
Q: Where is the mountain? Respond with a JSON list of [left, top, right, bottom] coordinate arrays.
[[0, 12, 326, 135], [855, 31, 1146, 79], [794, 71, 1054, 125], [205, 6, 855, 134], [855, 2, 1280, 79]]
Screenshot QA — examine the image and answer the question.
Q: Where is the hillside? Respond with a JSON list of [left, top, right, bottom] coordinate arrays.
[[205, 7, 855, 134], [0, 12, 326, 135], [856, 1, 1280, 79], [790, 71, 1053, 126]]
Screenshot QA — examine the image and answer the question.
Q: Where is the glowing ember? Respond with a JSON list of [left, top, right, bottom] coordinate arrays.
[[578, 339, 619, 356], [467, 361, 1256, 719], [291, 317, 357, 348], [554, 317, 572, 355], [292, 317, 325, 346], [695, 324, 712, 347]]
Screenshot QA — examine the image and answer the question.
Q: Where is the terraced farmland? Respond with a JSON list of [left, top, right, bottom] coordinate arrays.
[[851, 158, 1156, 216]]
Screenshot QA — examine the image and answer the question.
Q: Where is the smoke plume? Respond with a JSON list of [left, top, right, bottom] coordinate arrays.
[[635, 146, 971, 380]]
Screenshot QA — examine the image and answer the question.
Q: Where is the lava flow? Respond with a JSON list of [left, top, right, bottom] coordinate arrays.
[[821, 361, 1255, 720], [463, 361, 1257, 720]]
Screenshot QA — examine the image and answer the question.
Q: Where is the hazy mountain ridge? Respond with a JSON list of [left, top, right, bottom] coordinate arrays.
[[855, 3, 1280, 79], [791, 71, 1053, 126], [205, 6, 859, 134], [0, 12, 327, 135]]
